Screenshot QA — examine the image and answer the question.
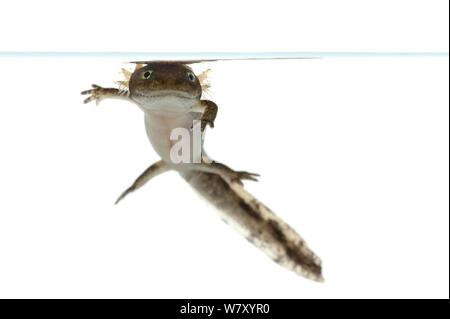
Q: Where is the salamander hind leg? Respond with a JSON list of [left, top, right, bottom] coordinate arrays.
[[190, 159, 259, 186], [115, 160, 170, 204]]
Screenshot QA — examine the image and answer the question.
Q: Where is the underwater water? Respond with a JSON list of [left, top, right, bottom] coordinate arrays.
[[0, 53, 448, 298]]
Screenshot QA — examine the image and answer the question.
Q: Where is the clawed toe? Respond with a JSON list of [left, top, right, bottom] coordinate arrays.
[[231, 171, 260, 185], [80, 84, 104, 104]]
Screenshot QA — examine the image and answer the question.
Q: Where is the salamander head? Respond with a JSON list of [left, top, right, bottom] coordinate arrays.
[[129, 62, 202, 113]]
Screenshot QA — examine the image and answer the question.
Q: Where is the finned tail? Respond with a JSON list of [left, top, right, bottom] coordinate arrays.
[[183, 171, 323, 282]]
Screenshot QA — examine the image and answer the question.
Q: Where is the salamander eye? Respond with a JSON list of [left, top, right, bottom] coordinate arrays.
[[142, 70, 153, 79], [186, 71, 196, 82]]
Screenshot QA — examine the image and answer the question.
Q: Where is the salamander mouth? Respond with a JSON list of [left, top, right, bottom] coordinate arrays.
[[133, 90, 196, 100]]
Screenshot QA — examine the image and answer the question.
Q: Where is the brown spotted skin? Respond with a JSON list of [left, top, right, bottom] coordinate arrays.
[[181, 170, 323, 281]]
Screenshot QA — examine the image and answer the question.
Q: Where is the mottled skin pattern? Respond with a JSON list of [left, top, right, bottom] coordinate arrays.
[[182, 171, 322, 279], [81, 62, 323, 281]]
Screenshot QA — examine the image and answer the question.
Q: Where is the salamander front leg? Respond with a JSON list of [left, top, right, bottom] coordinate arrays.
[[190, 100, 218, 132], [81, 84, 132, 105]]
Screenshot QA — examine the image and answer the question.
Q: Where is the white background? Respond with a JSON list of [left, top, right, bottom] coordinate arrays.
[[0, 0, 448, 298]]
